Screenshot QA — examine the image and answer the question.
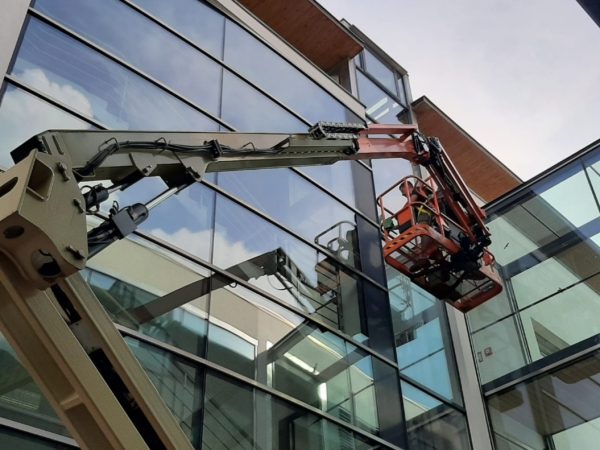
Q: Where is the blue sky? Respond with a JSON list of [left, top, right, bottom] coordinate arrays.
[[321, 0, 600, 180]]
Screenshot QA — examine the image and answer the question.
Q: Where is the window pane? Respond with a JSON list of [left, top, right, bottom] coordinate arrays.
[[204, 372, 382, 450], [221, 71, 306, 132], [206, 280, 381, 433], [520, 273, 600, 362], [0, 333, 68, 437], [538, 166, 599, 229], [299, 161, 358, 210], [511, 233, 600, 309], [471, 314, 527, 384], [467, 282, 512, 332], [0, 427, 74, 450], [488, 350, 600, 450], [0, 84, 92, 169], [402, 381, 471, 450], [12, 18, 218, 131], [85, 236, 211, 357], [35, 0, 223, 115], [139, 183, 216, 262], [217, 167, 362, 268], [356, 71, 404, 124], [388, 269, 462, 404], [212, 193, 371, 342], [224, 20, 354, 124], [585, 155, 600, 201], [126, 337, 203, 446], [363, 49, 398, 95], [131, 0, 225, 57]]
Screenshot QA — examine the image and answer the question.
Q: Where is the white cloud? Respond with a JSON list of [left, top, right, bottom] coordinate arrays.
[[18, 68, 94, 117], [0, 82, 91, 169]]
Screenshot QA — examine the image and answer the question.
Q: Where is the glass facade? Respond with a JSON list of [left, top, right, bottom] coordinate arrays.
[[467, 141, 600, 449], [0, 1, 469, 449], [353, 50, 408, 124], [469, 142, 600, 385]]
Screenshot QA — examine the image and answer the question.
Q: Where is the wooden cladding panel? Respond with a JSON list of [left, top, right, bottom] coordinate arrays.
[[412, 99, 521, 202]]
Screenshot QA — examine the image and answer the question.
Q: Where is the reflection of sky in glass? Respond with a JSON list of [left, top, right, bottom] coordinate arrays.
[[131, 0, 225, 57], [0, 84, 92, 169], [357, 71, 403, 124], [218, 167, 362, 267], [12, 18, 218, 131], [223, 20, 355, 124], [299, 161, 358, 209], [538, 167, 599, 228], [363, 49, 399, 97], [35, 0, 223, 115]]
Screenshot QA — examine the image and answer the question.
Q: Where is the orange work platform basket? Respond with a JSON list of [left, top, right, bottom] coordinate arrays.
[[377, 176, 502, 312]]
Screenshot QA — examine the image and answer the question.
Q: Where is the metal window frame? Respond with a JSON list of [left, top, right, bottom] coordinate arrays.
[[117, 324, 404, 450]]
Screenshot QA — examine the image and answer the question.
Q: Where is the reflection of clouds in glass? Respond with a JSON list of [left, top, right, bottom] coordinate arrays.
[[0, 84, 90, 169], [19, 68, 94, 117], [149, 227, 248, 266]]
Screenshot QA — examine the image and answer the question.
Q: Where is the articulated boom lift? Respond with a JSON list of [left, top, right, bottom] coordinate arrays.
[[0, 123, 499, 449]]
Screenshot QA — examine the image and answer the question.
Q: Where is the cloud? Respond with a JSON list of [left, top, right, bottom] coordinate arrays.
[[0, 73, 92, 168], [18, 68, 94, 117]]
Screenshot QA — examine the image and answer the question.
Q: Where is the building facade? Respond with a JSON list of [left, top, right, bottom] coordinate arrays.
[[0, 0, 476, 449], [468, 139, 600, 450]]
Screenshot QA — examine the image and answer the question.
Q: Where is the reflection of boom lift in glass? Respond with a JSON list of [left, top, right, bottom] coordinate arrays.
[[0, 123, 501, 449]]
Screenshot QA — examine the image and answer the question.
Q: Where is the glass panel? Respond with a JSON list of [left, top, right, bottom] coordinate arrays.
[[126, 337, 203, 447], [223, 20, 353, 124], [0, 427, 74, 450], [12, 18, 218, 131], [488, 350, 600, 450], [356, 71, 404, 124], [206, 281, 390, 434], [35, 0, 223, 115], [388, 269, 462, 404], [0, 84, 92, 169], [511, 233, 600, 309], [371, 157, 414, 212], [0, 334, 68, 437], [204, 372, 382, 450], [489, 164, 599, 267], [486, 213, 541, 267], [139, 183, 216, 262], [131, 0, 225, 57], [471, 314, 527, 384], [221, 71, 306, 132], [212, 193, 369, 341], [552, 417, 600, 450], [467, 282, 512, 332], [520, 273, 600, 362], [538, 166, 599, 229], [217, 167, 362, 268], [86, 232, 212, 357], [402, 381, 471, 450], [363, 49, 398, 96], [585, 155, 600, 201], [299, 161, 358, 209]]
